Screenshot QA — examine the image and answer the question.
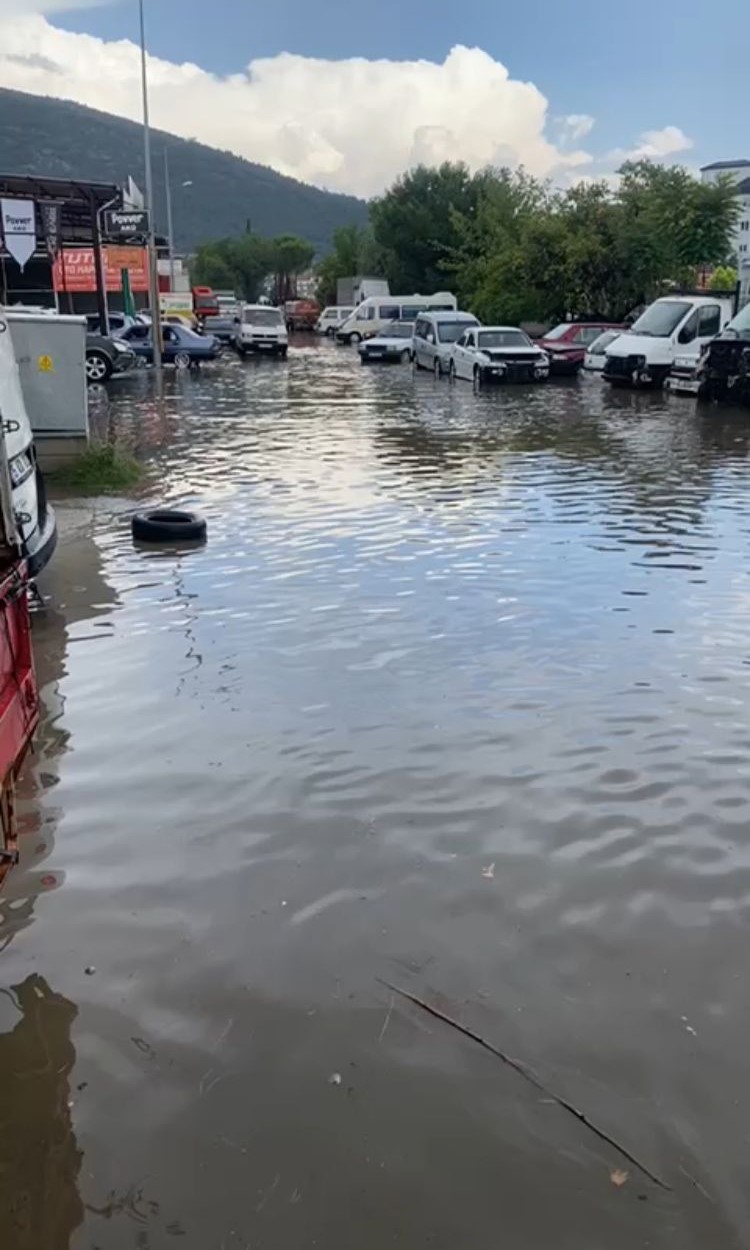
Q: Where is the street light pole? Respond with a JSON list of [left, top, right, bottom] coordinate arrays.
[[138, 0, 162, 383], [164, 148, 175, 291]]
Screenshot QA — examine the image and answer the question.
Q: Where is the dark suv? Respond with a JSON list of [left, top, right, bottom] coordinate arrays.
[[699, 301, 750, 406]]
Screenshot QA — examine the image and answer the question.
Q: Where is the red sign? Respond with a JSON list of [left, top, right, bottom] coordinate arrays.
[[53, 246, 149, 293]]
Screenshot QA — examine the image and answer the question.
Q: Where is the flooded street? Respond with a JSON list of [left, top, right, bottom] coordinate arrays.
[[4, 339, 750, 1248]]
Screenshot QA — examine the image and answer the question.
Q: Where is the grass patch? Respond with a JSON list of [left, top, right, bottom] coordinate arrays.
[[49, 442, 142, 493]]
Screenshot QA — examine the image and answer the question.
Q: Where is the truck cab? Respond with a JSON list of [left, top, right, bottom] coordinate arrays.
[[698, 300, 750, 406], [603, 294, 735, 388]]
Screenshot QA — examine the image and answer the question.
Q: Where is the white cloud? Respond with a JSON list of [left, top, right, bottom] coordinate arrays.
[[556, 114, 596, 144], [0, 16, 595, 196], [607, 125, 693, 166]]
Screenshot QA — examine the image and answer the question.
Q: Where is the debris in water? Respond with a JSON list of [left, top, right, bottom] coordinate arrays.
[[379, 978, 671, 1192], [328, 1072, 342, 1086], [610, 1169, 629, 1187], [85, 966, 96, 976], [482, 863, 495, 879]]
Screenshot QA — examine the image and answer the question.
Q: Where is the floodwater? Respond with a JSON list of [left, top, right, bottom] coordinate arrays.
[[3, 341, 750, 1249]]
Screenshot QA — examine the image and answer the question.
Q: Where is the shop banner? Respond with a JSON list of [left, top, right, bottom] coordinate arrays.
[[40, 202, 62, 259], [1, 198, 37, 270], [53, 246, 149, 293]]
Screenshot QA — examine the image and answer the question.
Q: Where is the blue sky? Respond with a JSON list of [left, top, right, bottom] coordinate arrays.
[[53, 0, 749, 163], [2, 0, 748, 197]]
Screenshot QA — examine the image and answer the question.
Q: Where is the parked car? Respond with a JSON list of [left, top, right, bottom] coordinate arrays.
[[85, 332, 137, 383], [602, 293, 735, 388], [336, 292, 457, 344], [236, 305, 288, 357], [86, 311, 142, 337], [316, 306, 354, 336], [118, 322, 222, 367], [582, 329, 622, 373], [202, 313, 239, 345], [697, 299, 750, 406], [285, 299, 320, 332], [412, 310, 480, 375], [358, 320, 415, 364], [449, 326, 549, 385], [536, 322, 623, 375]]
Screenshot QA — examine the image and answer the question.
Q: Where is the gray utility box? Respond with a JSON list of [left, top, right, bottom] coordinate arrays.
[[4, 312, 89, 459]]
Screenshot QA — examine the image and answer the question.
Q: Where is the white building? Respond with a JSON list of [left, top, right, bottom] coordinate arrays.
[[700, 161, 750, 303]]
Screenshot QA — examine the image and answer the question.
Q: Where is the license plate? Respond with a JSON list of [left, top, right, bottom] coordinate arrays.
[[368, 350, 385, 357], [9, 452, 32, 487]]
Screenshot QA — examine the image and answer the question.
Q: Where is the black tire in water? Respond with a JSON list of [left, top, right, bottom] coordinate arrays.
[[132, 509, 207, 544]]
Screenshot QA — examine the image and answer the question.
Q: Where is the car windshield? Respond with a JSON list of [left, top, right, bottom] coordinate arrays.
[[478, 330, 529, 349], [542, 324, 571, 341], [630, 300, 692, 337], [243, 308, 282, 325], [588, 330, 620, 353], [438, 321, 474, 343], [725, 302, 750, 337], [382, 323, 413, 339]]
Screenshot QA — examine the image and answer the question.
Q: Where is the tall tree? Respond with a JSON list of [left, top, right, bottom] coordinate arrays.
[[267, 234, 316, 303], [192, 233, 273, 301]]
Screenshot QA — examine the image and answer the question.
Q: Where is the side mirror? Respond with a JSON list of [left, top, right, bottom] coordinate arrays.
[[678, 324, 695, 345]]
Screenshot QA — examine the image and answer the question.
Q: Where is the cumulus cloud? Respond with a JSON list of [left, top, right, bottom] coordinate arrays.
[[0, 15, 596, 196], [607, 125, 693, 166], [0, 12, 695, 199]]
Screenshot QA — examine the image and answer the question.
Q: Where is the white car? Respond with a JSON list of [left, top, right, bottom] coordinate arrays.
[[358, 320, 414, 363], [450, 326, 549, 385], [236, 304, 288, 357], [316, 305, 354, 335], [582, 329, 621, 373]]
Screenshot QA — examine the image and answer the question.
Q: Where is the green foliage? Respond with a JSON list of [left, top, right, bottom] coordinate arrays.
[[0, 88, 367, 253], [315, 224, 384, 304], [267, 234, 316, 303], [370, 163, 481, 293], [708, 264, 738, 291], [49, 442, 141, 493], [192, 233, 273, 301]]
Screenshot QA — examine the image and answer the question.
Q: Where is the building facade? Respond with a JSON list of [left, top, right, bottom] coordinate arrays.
[[700, 160, 750, 305]]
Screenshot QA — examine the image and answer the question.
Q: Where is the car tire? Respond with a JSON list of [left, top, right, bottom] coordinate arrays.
[[449, 360, 456, 381], [325, 326, 334, 337], [85, 350, 113, 384], [132, 509, 207, 544], [349, 332, 361, 344], [174, 351, 191, 369], [473, 365, 482, 388], [401, 349, 410, 363], [433, 356, 442, 378], [280, 347, 288, 358]]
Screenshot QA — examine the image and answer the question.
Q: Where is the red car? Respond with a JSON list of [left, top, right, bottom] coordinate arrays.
[[536, 322, 624, 375]]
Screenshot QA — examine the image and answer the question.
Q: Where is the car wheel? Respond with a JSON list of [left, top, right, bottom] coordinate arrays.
[[473, 365, 482, 388], [325, 326, 334, 337], [85, 350, 113, 384], [349, 332, 361, 344], [174, 351, 191, 369], [401, 349, 410, 363], [433, 356, 442, 378], [132, 509, 207, 545], [449, 359, 456, 381], [280, 347, 288, 358]]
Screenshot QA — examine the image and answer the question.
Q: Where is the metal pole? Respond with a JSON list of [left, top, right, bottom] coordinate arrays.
[[138, 0, 162, 383], [164, 148, 175, 291], [90, 193, 109, 337]]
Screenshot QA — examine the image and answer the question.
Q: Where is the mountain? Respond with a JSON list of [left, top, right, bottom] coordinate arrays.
[[0, 89, 368, 254]]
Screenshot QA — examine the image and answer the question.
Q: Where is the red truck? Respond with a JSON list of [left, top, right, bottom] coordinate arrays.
[[284, 299, 320, 332]]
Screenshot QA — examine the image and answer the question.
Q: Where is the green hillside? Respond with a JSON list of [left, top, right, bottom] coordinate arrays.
[[0, 88, 367, 254]]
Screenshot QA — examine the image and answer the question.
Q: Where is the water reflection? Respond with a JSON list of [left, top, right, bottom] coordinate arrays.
[[0, 975, 82, 1249]]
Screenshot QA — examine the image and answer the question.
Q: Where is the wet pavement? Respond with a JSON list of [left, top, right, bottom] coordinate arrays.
[[3, 339, 750, 1248]]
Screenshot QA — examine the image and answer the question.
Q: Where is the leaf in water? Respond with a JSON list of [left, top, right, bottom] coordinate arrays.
[[610, 1168, 629, 1188], [482, 863, 495, 879]]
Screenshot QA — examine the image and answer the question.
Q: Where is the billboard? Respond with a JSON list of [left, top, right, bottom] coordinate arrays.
[[53, 246, 149, 293], [103, 208, 149, 239]]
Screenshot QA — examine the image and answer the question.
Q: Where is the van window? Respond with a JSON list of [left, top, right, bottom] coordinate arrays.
[[355, 305, 374, 321], [399, 307, 421, 321], [243, 307, 283, 325], [631, 300, 692, 337], [678, 311, 699, 344], [379, 304, 400, 320], [698, 305, 721, 337], [437, 320, 474, 344], [414, 318, 429, 339]]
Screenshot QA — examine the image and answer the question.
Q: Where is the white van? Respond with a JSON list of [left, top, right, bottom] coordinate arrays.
[[602, 294, 735, 388], [412, 310, 480, 375], [236, 304, 288, 357], [316, 306, 354, 336], [0, 315, 57, 576], [336, 292, 457, 344]]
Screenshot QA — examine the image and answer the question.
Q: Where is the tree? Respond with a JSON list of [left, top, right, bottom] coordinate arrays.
[[267, 234, 315, 303], [370, 162, 482, 293], [315, 224, 384, 304], [192, 233, 273, 301], [708, 264, 738, 291]]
